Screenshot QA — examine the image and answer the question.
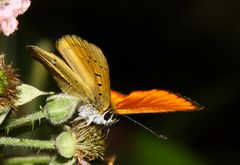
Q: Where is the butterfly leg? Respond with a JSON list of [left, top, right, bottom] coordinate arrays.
[[72, 117, 94, 128], [85, 115, 97, 126]]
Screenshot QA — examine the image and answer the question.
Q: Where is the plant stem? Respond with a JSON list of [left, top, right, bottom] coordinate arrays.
[[1, 110, 48, 132], [3, 156, 52, 165], [0, 136, 55, 149]]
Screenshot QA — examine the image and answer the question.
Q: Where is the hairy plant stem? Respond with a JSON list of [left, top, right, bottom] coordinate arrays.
[[3, 155, 52, 165], [1, 110, 47, 132], [0, 136, 55, 149]]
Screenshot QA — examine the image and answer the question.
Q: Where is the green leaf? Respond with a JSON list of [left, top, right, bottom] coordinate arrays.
[[15, 84, 54, 106], [0, 107, 10, 125]]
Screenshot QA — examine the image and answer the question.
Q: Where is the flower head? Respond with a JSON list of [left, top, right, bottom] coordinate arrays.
[[56, 121, 106, 165], [71, 122, 106, 164], [0, 0, 31, 36], [0, 54, 21, 109]]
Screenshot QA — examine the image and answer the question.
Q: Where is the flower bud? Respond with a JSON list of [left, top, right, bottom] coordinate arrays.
[[56, 131, 76, 158], [44, 94, 79, 125]]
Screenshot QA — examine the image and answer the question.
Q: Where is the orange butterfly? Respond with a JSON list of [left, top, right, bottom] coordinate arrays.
[[28, 35, 203, 126]]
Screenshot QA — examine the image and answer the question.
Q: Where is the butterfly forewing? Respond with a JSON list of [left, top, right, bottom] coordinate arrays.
[[56, 35, 111, 111], [27, 45, 94, 103], [112, 90, 202, 114], [111, 90, 126, 105]]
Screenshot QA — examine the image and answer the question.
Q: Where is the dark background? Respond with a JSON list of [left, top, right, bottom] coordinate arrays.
[[1, 0, 240, 164]]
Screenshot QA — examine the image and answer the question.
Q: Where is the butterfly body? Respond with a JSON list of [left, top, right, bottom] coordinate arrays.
[[77, 104, 116, 125], [28, 35, 202, 126]]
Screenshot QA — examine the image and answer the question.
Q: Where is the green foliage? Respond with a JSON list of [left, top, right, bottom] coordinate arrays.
[[119, 132, 208, 165]]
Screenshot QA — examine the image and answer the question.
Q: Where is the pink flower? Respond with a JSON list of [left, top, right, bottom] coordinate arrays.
[[0, 0, 31, 36]]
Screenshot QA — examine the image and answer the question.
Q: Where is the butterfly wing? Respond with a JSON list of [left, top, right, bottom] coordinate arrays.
[[27, 45, 94, 103], [113, 89, 203, 114], [111, 90, 126, 106], [56, 35, 111, 111]]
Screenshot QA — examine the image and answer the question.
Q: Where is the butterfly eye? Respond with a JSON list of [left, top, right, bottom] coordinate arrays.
[[103, 111, 113, 120]]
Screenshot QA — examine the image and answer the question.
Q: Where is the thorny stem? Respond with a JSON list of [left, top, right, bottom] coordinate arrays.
[[0, 110, 48, 132], [3, 156, 52, 165], [0, 136, 55, 149]]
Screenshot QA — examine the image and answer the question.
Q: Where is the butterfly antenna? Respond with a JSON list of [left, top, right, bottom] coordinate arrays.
[[123, 115, 167, 140]]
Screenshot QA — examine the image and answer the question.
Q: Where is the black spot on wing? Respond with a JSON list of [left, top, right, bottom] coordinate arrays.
[[94, 73, 102, 77]]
